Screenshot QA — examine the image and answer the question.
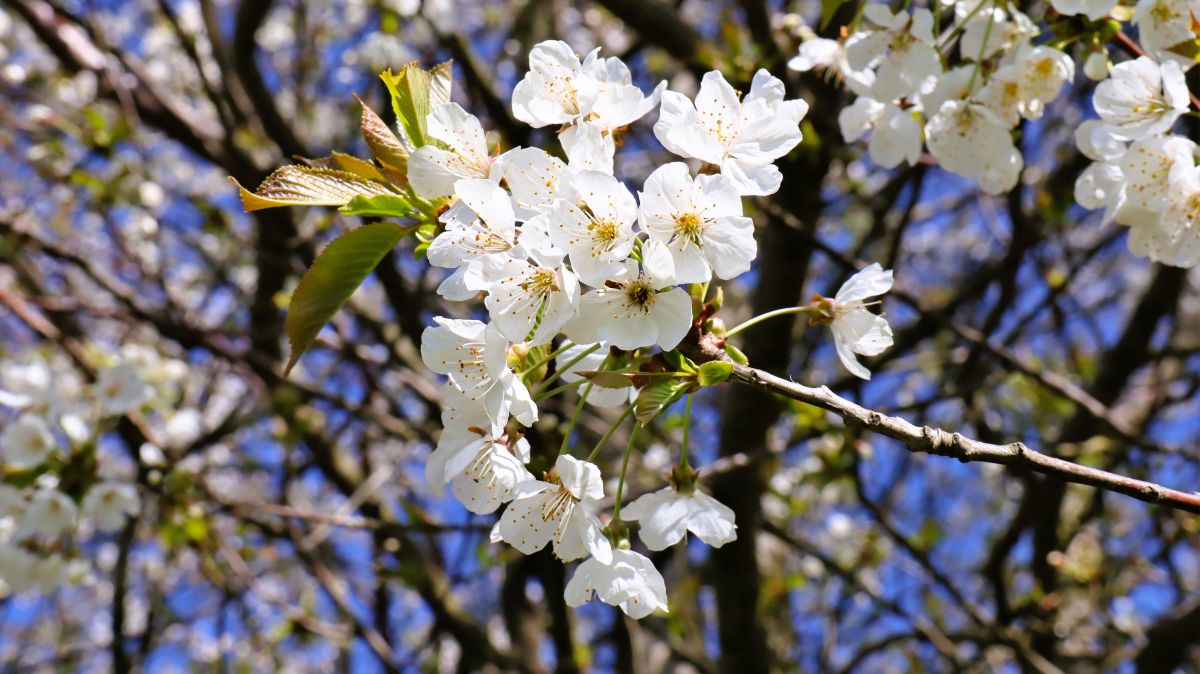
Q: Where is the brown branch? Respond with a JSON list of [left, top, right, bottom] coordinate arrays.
[[728, 364, 1200, 514], [1134, 599, 1200, 673], [594, 0, 713, 74], [232, 0, 309, 159]]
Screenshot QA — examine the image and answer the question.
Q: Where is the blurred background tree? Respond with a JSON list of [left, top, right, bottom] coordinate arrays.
[[1, 0, 1199, 672]]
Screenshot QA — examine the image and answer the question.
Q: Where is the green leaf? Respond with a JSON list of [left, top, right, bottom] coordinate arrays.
[[697, 361, 734, 387], [284, 222, 412, 374], [183, 515, 208, 542], [577, 371, 635, 389], [635, 379, 683, 426], [381, 61, 453, 150], [662, 350, 696, 373], [820, 0, 849, 30], [339, 194, 417, 219], [725, 344, 749, 365], [230, 166, 395, 212]]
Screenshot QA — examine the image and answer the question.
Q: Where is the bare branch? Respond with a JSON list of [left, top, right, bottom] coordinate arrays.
[[729, 364, 1200, 514]]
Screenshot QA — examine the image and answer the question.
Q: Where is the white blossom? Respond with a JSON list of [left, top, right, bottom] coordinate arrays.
[[18, 489, 77, 539], [788, 37, 875, 97], [511, 40, 601, 128], [0, 544, 40, 593], [95, 363, 148, 416], [1109, 139, 1200, 266], [846, 6, 941, 102], [426, 407, 533, 514], [918, 65, 979, 116], [472, 255, 580, 346], [494, 147, 568, 219], [560, 122, 617, 175], [958, 3, 1035, 61], [1132, 0, 1200, 67], [824, 264, 894, 380], [1051, 0, 1119, 19], [621, 485, 737, 550], [0, 414, 57, 469], [1093, 57, 1189, 140], [973, 46, 1074, 127], [575, 50, 664, 137], [420, 318, 536, 430], [926, 100, 1023, 194], [1084, 50, 1111, 81], [1073, 122, 1130, 222], [1013, 46, 1075, 120], [81, 482, 139, 532], [839, 96, 923, 168], [564, 548, 668, 618], [0, 359, 57, 409], [427, 179, 517, 270], [1146, 159, 1200, 266], [547, 170, 639, 287], [511, 40, 662, 140], [564, 242, 693, 351], [637, 162, 756, 283], [408, 103, 493, 199], [655, 70, 807, 195], [0, 485, 25, 518], [1075, 161, 1127, 221], [497, 454, 612, 563], [1115, 135, 1196, 216]]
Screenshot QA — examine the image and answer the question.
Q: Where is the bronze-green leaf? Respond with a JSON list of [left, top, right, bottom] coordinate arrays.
[[356, 94, 410, 185], [301, 152, 388, 183], [231, 166, 395, 212], [284, 222, 412, 374]]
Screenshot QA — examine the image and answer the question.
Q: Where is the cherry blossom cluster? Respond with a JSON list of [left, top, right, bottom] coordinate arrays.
[[793, 0, 1073, 194], [1074, 55, 1200, 266], [414, 40, 895, 618], [791, 0, 1200, 268], [0, 345, 186, 595]]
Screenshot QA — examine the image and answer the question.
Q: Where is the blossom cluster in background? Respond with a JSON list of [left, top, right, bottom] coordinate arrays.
[[792, 0, 1200, 268], [0, 345, 188, 594]]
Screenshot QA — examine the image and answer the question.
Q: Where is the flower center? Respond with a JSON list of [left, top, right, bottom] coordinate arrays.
[[590, 219, 619, 245], [674, 212, 704, 244], [1151, 0, 1177, 22], [541, 486, 578, 522], [1186, 193, 1200, 223], [520, 268, 560, 296], [624, 279, 655, 310]]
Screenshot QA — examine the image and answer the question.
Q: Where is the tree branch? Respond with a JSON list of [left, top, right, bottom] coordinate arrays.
[[728, 364, 1200, 514]]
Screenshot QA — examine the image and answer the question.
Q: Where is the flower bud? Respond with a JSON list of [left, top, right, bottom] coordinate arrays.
[[1084, 49, 1109, 81], [506, 343, 531, 370]]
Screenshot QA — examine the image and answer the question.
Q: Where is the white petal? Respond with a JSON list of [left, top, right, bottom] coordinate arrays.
[[688, 491, 738, 548], [649, 288, 693, 351], [834, 264, 893, 303]]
